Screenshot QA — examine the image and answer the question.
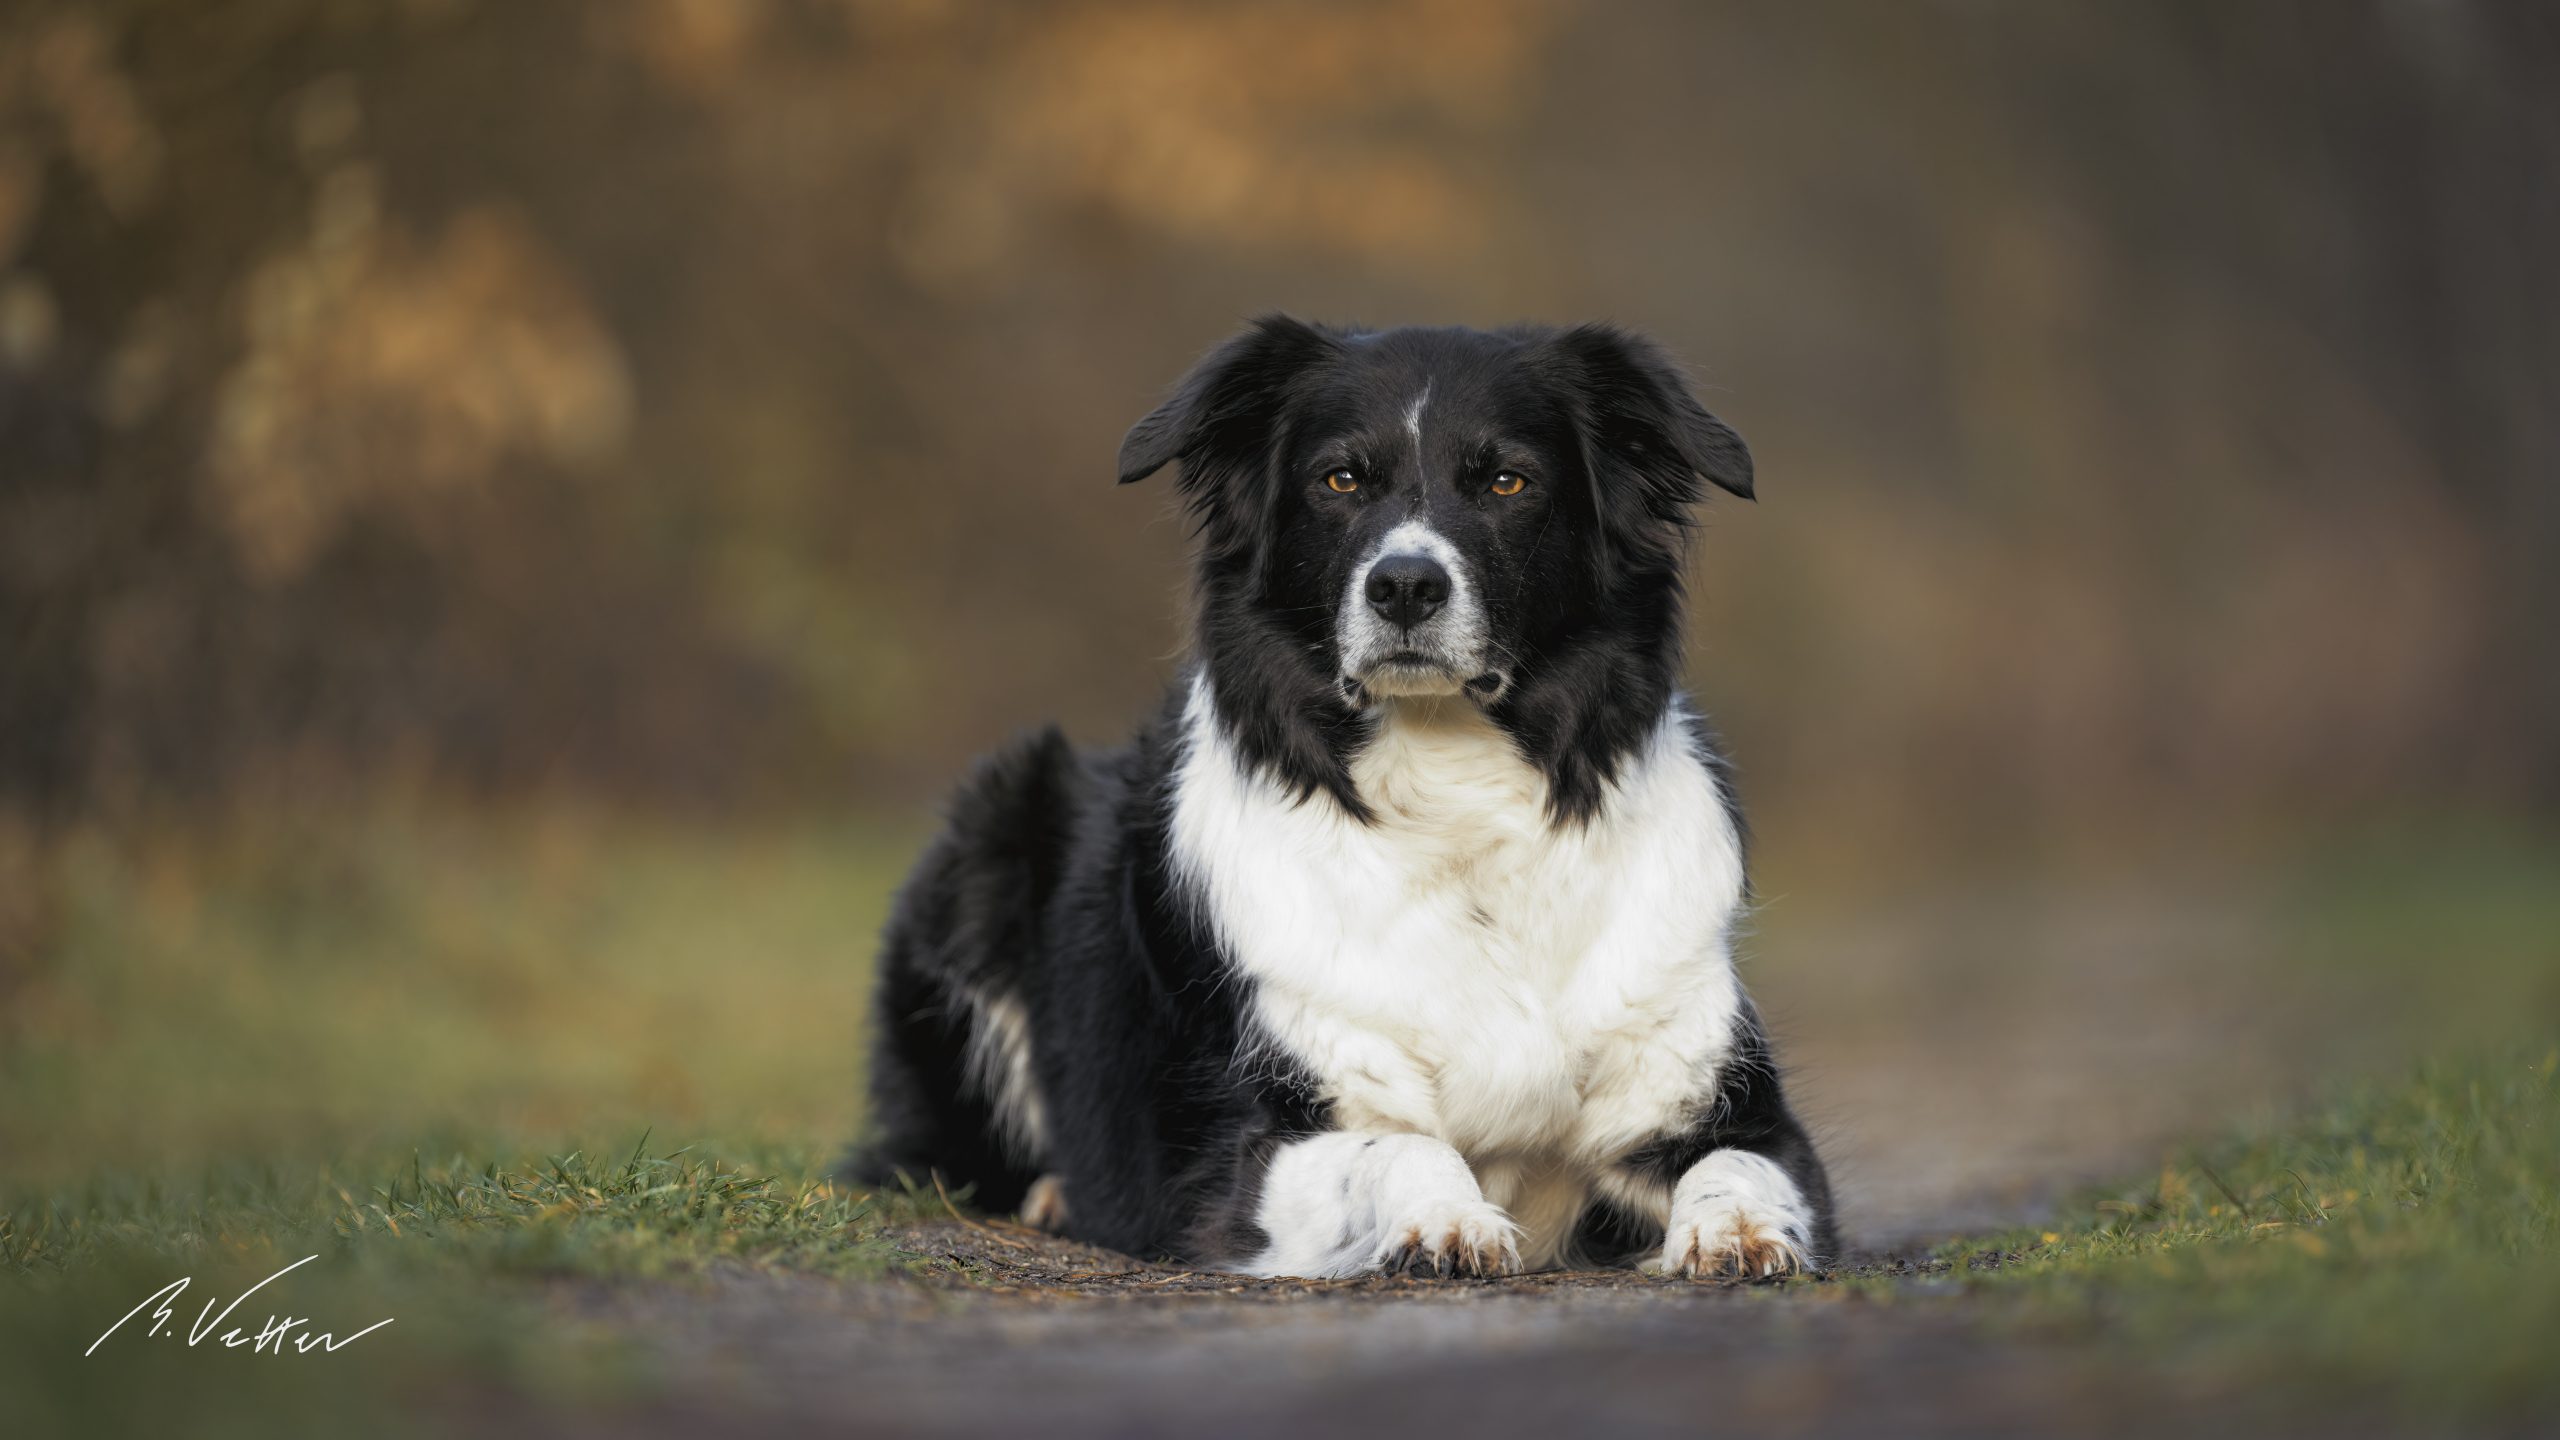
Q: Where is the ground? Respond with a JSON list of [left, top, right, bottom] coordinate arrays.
[[4, 812, 2556, 1437], [549, 1235, 2128, 1438], [536, 1042, 2560, 1439]]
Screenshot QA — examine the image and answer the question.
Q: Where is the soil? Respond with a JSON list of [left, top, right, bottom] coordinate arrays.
[[539, 1218, 2356, 1440], [522, 883, 2437, 1438]]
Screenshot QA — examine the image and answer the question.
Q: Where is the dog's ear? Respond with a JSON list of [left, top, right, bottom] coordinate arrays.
[[1118, 314, 1338, 486], [1550, 324, 1752, 584], [1119, 315, 1340, 589], [1554, 322, 1752, 511]]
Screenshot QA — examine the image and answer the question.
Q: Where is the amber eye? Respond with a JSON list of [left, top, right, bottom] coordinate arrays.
[[1489, 472, 1527, 497], [1324, 469, 1359, 493]]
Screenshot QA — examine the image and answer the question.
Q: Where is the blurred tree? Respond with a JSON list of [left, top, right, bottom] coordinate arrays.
[[0, 0, 2550, 852]]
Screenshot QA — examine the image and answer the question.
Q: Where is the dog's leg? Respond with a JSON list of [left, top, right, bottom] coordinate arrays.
[[1650, 1148, 1816, 1278], [1620, 1003, 1838, 1279], [1018, 1173, 1069, 1233], [1240, 1132, 1521, 1278], [846, 727, 1082, 1217]]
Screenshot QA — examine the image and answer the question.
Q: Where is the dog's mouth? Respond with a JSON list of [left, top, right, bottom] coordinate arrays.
[[1340, 655, 1509, 708]]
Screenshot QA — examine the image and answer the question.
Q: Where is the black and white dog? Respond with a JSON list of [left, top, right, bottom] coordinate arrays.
[[849, 318, 1835, 1278]]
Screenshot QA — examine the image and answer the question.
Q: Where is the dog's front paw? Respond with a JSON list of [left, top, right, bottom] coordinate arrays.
[[1649, 1148, 1817, 1279], [1649, 1202, 1809, 1279], [1373, 1199, 1522, 1278], [1018, 1174, 1069, 1233]]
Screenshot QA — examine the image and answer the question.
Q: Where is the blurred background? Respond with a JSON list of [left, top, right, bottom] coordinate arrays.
[[2, 0, 2555, 1237]]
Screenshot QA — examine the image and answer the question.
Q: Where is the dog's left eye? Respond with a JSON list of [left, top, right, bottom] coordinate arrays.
[[1489, 472, 1527, 497], [1324, 469, 1359, 493]]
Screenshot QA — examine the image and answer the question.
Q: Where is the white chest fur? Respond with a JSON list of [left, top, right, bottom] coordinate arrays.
[[1169, 678, 1749, 1262]]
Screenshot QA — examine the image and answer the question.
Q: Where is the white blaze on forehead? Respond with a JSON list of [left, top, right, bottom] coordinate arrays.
[[1403, 380, 1431, 467]]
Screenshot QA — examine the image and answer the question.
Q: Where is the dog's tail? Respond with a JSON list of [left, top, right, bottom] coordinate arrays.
[[841, 726, 1083, 1215]]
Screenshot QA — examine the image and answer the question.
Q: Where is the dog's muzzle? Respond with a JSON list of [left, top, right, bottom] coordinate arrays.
[[1338, 531, 1503, 704]]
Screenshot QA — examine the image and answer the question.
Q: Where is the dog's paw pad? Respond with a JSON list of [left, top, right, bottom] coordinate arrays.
[[1649, 1206, 1809, 1280], [1375, 1201, 1522, 1279], [1019, 1174, 1069, 1233]]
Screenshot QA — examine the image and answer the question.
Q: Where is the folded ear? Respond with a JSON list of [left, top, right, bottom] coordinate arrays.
[[1117, 314, 1340, 487], [1553, 323, 1754, 505], [1118, 316, 1340, 594]]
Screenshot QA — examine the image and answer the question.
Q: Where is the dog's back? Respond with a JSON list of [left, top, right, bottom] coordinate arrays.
[[844, 726, 1084, 1214]]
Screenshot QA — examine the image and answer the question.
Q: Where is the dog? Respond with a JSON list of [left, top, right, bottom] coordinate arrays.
[[848, 317, 1836, 1278]]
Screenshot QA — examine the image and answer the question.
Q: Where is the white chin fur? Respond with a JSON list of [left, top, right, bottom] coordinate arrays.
[[1357, 663, 1471, 699]]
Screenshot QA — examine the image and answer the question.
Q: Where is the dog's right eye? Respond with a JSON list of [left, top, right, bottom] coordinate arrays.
[[1323, 469, 1359, 493]]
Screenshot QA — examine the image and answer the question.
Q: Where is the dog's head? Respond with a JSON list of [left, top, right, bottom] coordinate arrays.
[[1120, 317, 1752, 822]]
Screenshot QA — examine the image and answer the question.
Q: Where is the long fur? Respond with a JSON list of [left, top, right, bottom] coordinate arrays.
[[847, 319, 1834, 1276]]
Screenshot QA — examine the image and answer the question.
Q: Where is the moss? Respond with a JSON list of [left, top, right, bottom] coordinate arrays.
[[1959, 1045, 2560, 1420]]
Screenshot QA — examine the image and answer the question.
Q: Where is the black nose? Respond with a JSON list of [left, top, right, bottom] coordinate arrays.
[[1364, 553, 1451, 630]]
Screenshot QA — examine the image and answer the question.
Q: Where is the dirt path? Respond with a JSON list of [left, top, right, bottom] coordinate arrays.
[[527, 884, 2421, 1438], [543, 1219, 2364, 1440]]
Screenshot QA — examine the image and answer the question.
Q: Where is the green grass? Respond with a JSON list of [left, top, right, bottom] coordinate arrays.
[[1954, 1045, 2560, 1422], [1, 809, 927, 1438], [2, 807, 920, 1181], [0, 1127, 955, 1439], [3, 1138, 894, 1282], [0, 1139, 908, 1438], [5, 808, 2555, 1434]]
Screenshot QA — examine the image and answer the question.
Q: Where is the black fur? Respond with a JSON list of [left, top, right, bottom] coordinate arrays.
[[1572, 998, 1840, 1266], [848, 318, 1833, 1269]]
